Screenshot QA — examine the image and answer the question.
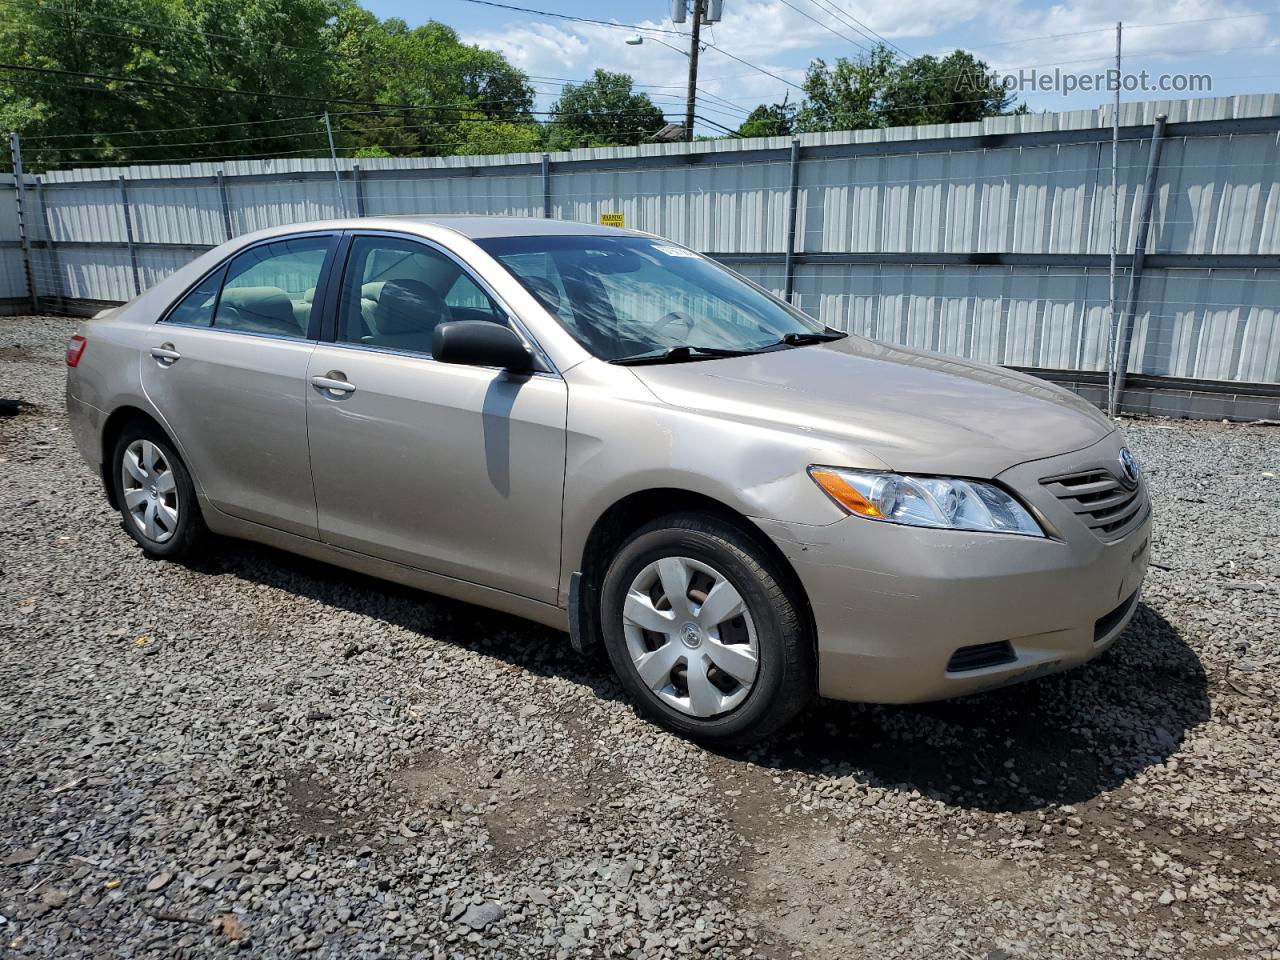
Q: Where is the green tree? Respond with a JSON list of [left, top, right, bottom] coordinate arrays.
[[546, 70, 666, 149], [326, 9, 537, 158], [796, 45, 1018, 133], [0, 0, 540, 169], [735, 96, 797, 138]]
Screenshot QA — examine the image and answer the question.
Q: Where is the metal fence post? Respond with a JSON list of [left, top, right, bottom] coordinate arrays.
[[352, 162, 366, 217], [8, 133, 39, 314], [118, 175, 141, 297], [35, 176, 66, 313], [541, 153, 552, 218], [1110, 114, 1168, 416], [783, 136, 801, 303], [323, 112, 348, 216], [217, 170, 234, 241]]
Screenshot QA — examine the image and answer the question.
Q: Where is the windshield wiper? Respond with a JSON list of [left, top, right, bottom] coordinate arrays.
[[777, 329, 848, 346], [609, 345, 756, 366]]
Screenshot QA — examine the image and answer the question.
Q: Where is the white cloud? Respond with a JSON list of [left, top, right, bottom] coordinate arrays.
[[461, 0, 1278, 127]]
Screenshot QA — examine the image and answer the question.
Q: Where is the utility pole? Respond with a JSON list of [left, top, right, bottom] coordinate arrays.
[[684, 0, 703, 141]]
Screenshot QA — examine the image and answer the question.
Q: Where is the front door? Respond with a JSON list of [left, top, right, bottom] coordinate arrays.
[[305, 233, 567, 603], [139, 234, 334, 538]]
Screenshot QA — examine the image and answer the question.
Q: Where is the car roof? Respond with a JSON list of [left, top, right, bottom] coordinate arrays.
[[371, 215, 631, 239]]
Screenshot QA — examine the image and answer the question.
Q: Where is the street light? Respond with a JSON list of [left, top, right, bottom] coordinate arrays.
[[625, 35, 691, 57], [624, 7, 709, 143]]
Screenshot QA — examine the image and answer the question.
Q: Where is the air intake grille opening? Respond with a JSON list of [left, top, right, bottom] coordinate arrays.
[[1040, 468, 1146, 541], [1094, 591, 1139, 643], [946, 640, 1017, 673]]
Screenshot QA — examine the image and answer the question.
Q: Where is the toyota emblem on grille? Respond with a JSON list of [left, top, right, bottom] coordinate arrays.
[[1118, 447, 1141, 488]]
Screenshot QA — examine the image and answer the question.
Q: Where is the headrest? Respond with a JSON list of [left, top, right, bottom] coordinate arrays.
[[302, 286, 316, 304], [219, 286, 296, 325], [361, 281, 386, 302], [375, 278, 450, 335]]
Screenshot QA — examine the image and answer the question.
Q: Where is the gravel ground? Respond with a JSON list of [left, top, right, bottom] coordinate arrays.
[[1, 313, 1278, 960]]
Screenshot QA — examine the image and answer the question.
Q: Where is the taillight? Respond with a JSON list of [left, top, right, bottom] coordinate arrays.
[[66, 335, 87, 367]]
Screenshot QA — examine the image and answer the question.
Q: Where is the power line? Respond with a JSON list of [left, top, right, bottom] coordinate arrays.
[[452, 0, 685, 35], [804, 0, 910, 59], [775, 0, 875, 54], [453, 0, 804, 92], [0, 62, 461, 111]]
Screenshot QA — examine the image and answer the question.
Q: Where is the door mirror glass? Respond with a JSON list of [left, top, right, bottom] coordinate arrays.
[[432, 321, 534, 372]]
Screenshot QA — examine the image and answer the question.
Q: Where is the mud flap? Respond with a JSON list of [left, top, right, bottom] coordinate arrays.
[[567, 571, 601, 655]]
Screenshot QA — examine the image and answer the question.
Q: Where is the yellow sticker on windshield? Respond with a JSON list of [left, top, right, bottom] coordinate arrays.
[[599, 212, 625, 228]]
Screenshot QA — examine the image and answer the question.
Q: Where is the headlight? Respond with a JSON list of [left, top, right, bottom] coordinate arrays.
[[808, 467, 1044, 537]]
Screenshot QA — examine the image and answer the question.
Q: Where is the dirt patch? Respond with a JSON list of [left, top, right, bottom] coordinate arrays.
[[394, 748, 604, 865], [280, 771, 359, 839], [738, 820, 1033, 959], [0, 346, 37, 362]]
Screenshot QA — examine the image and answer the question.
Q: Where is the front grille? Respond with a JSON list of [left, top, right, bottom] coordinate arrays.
[[946, 640, 1017, 673], [1040, 468, 1147, 541]]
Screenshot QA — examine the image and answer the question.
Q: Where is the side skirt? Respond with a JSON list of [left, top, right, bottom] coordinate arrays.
[[199, 497, 570, 632]]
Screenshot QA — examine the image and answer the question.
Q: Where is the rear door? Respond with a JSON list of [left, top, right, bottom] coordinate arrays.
[[140, 234, 337, 538], [304, 232, 568, 603]]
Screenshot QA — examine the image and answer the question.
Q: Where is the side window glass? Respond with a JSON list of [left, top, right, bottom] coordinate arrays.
[[444, 273, 504, 323], [163, 267, 224, 328], [338, 237, 505, 356], [212, 236, 331, 339]]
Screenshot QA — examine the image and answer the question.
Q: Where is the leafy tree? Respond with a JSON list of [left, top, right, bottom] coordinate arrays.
[[326, 9, 536, 158], [796, 45, 1018, 133], [735, 96, 797, 138], [450, 119, 542, 156], [0, 0, 539, 170], [546, 70, 667, 150]]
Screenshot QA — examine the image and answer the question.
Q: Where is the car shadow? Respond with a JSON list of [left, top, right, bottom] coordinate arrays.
[[737, 603, 1210, 813], [180, 540, 1207, 814]]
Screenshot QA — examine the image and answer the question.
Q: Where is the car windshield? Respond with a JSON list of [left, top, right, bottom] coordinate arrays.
[[475, 234, 828, 362]]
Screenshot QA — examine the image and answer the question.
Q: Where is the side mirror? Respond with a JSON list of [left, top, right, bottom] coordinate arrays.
[[432, 321, 535, 372]]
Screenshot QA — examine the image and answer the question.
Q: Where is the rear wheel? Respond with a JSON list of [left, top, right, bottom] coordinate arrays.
[[111, 422, 204, 559], [599, 513, 813, 745]]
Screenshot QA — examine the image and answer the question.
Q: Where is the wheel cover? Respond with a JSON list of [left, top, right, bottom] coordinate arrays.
[[621, 555, 760, 718], [120, 439, 179, 544]]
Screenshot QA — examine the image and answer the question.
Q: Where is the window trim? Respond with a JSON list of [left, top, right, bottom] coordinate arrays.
[[158, 231, 340, 343], [323, 229, 558, 376]]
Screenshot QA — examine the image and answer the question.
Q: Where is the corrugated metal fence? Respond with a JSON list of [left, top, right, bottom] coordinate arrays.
[[3, 94, 1279, 414]]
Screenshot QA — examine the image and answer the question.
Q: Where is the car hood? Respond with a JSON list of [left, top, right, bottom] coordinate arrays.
[[627, 336, 1114, 477]]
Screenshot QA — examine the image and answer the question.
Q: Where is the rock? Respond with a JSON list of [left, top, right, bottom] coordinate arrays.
[[4, 849, 36, 866], [146, 872, 174, 893], [457, 902, 505, 931]]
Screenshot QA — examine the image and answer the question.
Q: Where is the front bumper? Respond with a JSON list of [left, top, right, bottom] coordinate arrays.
[[756, 433, 1151, 704]]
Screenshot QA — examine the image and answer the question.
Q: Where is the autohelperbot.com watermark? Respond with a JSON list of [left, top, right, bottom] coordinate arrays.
[[958, 68, 1212, 97]]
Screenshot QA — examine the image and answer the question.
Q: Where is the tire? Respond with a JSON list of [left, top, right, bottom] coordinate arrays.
[[110, 420, 205, 560], [599, 512, 813, 745]]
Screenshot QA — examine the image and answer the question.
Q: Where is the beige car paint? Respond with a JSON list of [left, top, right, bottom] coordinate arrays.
[[66, 216, 1149, 706]]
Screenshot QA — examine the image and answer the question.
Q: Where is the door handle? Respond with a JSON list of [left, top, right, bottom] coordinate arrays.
[[150, 343, 181, 364], [311, 372, 356, 396]]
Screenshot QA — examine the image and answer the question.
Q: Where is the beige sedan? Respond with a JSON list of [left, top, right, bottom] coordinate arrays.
[[65, 217, 1150, 744]]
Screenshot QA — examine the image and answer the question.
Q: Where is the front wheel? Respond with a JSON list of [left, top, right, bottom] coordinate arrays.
[[599, 513, 814, 745], [110, 421, 205, 560]]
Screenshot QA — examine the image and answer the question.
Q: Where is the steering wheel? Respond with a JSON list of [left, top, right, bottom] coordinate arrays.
[[654, 311, 695, 339]]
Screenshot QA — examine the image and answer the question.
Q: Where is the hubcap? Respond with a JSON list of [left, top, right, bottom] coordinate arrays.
[[621, 556, 759, 718], [120, 439, 179, 543]]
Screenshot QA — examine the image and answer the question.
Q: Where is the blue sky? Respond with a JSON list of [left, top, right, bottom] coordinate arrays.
[[365, 1, 1279, 135]]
